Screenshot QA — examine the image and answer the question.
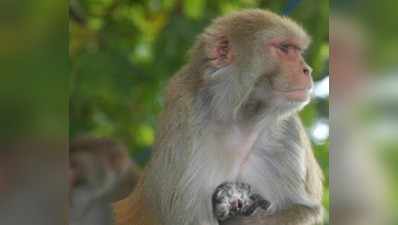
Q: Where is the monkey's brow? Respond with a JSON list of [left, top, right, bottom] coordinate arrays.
[[288, 43, 303, 51], [292, 44, 307, 54], [279, 40, 303, 50]]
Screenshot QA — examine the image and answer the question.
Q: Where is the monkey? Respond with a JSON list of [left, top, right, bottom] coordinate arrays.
[[69, 137, 140, 225], [114, 9, 323, 225]]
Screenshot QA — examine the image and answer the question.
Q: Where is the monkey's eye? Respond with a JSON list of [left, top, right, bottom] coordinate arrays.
[[279, 43, 290, 54], [278, 43, 303, 56]]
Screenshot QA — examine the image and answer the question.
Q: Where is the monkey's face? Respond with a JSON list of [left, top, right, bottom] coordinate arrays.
[[223, 34, 313, 119], [69, 147, 131, 191], [70, 152, 113, 189], [254, 36, 313, 112]]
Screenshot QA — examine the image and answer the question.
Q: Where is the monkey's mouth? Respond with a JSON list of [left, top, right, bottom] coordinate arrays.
[[265, 77, 312, 102], [272, 88, 312, 101]]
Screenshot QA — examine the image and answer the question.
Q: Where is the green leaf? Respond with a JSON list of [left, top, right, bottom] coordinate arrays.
[[183, 0, 206, 19], [135, 124, 155, 146]]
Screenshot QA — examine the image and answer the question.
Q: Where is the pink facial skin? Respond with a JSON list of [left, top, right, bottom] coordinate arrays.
[[267, 38, 313, 102]]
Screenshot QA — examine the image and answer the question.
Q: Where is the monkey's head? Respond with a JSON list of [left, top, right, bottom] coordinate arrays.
[[69, 137, 139, 202], [190, 9, 313, 119]]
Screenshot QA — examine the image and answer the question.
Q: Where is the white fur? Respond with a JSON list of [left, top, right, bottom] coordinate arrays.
[[145, 110, 315, 225]]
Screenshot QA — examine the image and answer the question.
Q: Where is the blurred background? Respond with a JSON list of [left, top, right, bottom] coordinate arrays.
[[331, 1, 398, 225], [3, 0, 398, 225]]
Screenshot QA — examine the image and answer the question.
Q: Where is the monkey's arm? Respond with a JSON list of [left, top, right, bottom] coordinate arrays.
[[113, 180, 160, 225], [109, 165, 141, 202], [222, 143, 324, 225], [221, 205, 322, 225]]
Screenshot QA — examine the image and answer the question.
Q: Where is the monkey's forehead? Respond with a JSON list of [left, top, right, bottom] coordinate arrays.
[[256, 23, 311, 49], [205, 9, 310, 47]]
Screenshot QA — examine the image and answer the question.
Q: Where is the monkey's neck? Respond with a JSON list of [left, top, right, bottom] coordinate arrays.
[[196, 112, 280, 177]]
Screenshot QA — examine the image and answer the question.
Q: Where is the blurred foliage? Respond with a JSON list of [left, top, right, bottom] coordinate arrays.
[[70, 0, 329, 222], [333, 0, 398, 70]]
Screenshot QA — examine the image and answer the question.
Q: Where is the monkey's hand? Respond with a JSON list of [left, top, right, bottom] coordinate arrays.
[[212, 182, 270, 222]]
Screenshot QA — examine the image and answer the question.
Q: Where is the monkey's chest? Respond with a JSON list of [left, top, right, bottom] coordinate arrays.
[[239, 145, 308, 209], [211, 131, 307, 208], [225, 131, 258, 166]]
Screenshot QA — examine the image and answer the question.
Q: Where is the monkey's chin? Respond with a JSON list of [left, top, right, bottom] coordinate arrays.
[[273, 89, 311, 103], [271, 90, 311, 113], [284, 89, 311, 102]]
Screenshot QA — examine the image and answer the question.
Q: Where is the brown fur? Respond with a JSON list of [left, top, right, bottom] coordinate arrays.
[[113, 179, 160, 225]]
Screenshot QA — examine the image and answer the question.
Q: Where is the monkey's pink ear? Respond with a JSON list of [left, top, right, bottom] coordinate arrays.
[[206, 35, 234, 68]]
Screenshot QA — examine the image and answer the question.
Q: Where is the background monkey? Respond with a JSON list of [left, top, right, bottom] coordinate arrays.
[[114, 9, 323, 225], [69, 137, 140, 225]]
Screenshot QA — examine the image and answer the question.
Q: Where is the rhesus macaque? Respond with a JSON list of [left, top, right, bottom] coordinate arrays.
[[69, 137, 140, 225], [114, 9, 323, 225]]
